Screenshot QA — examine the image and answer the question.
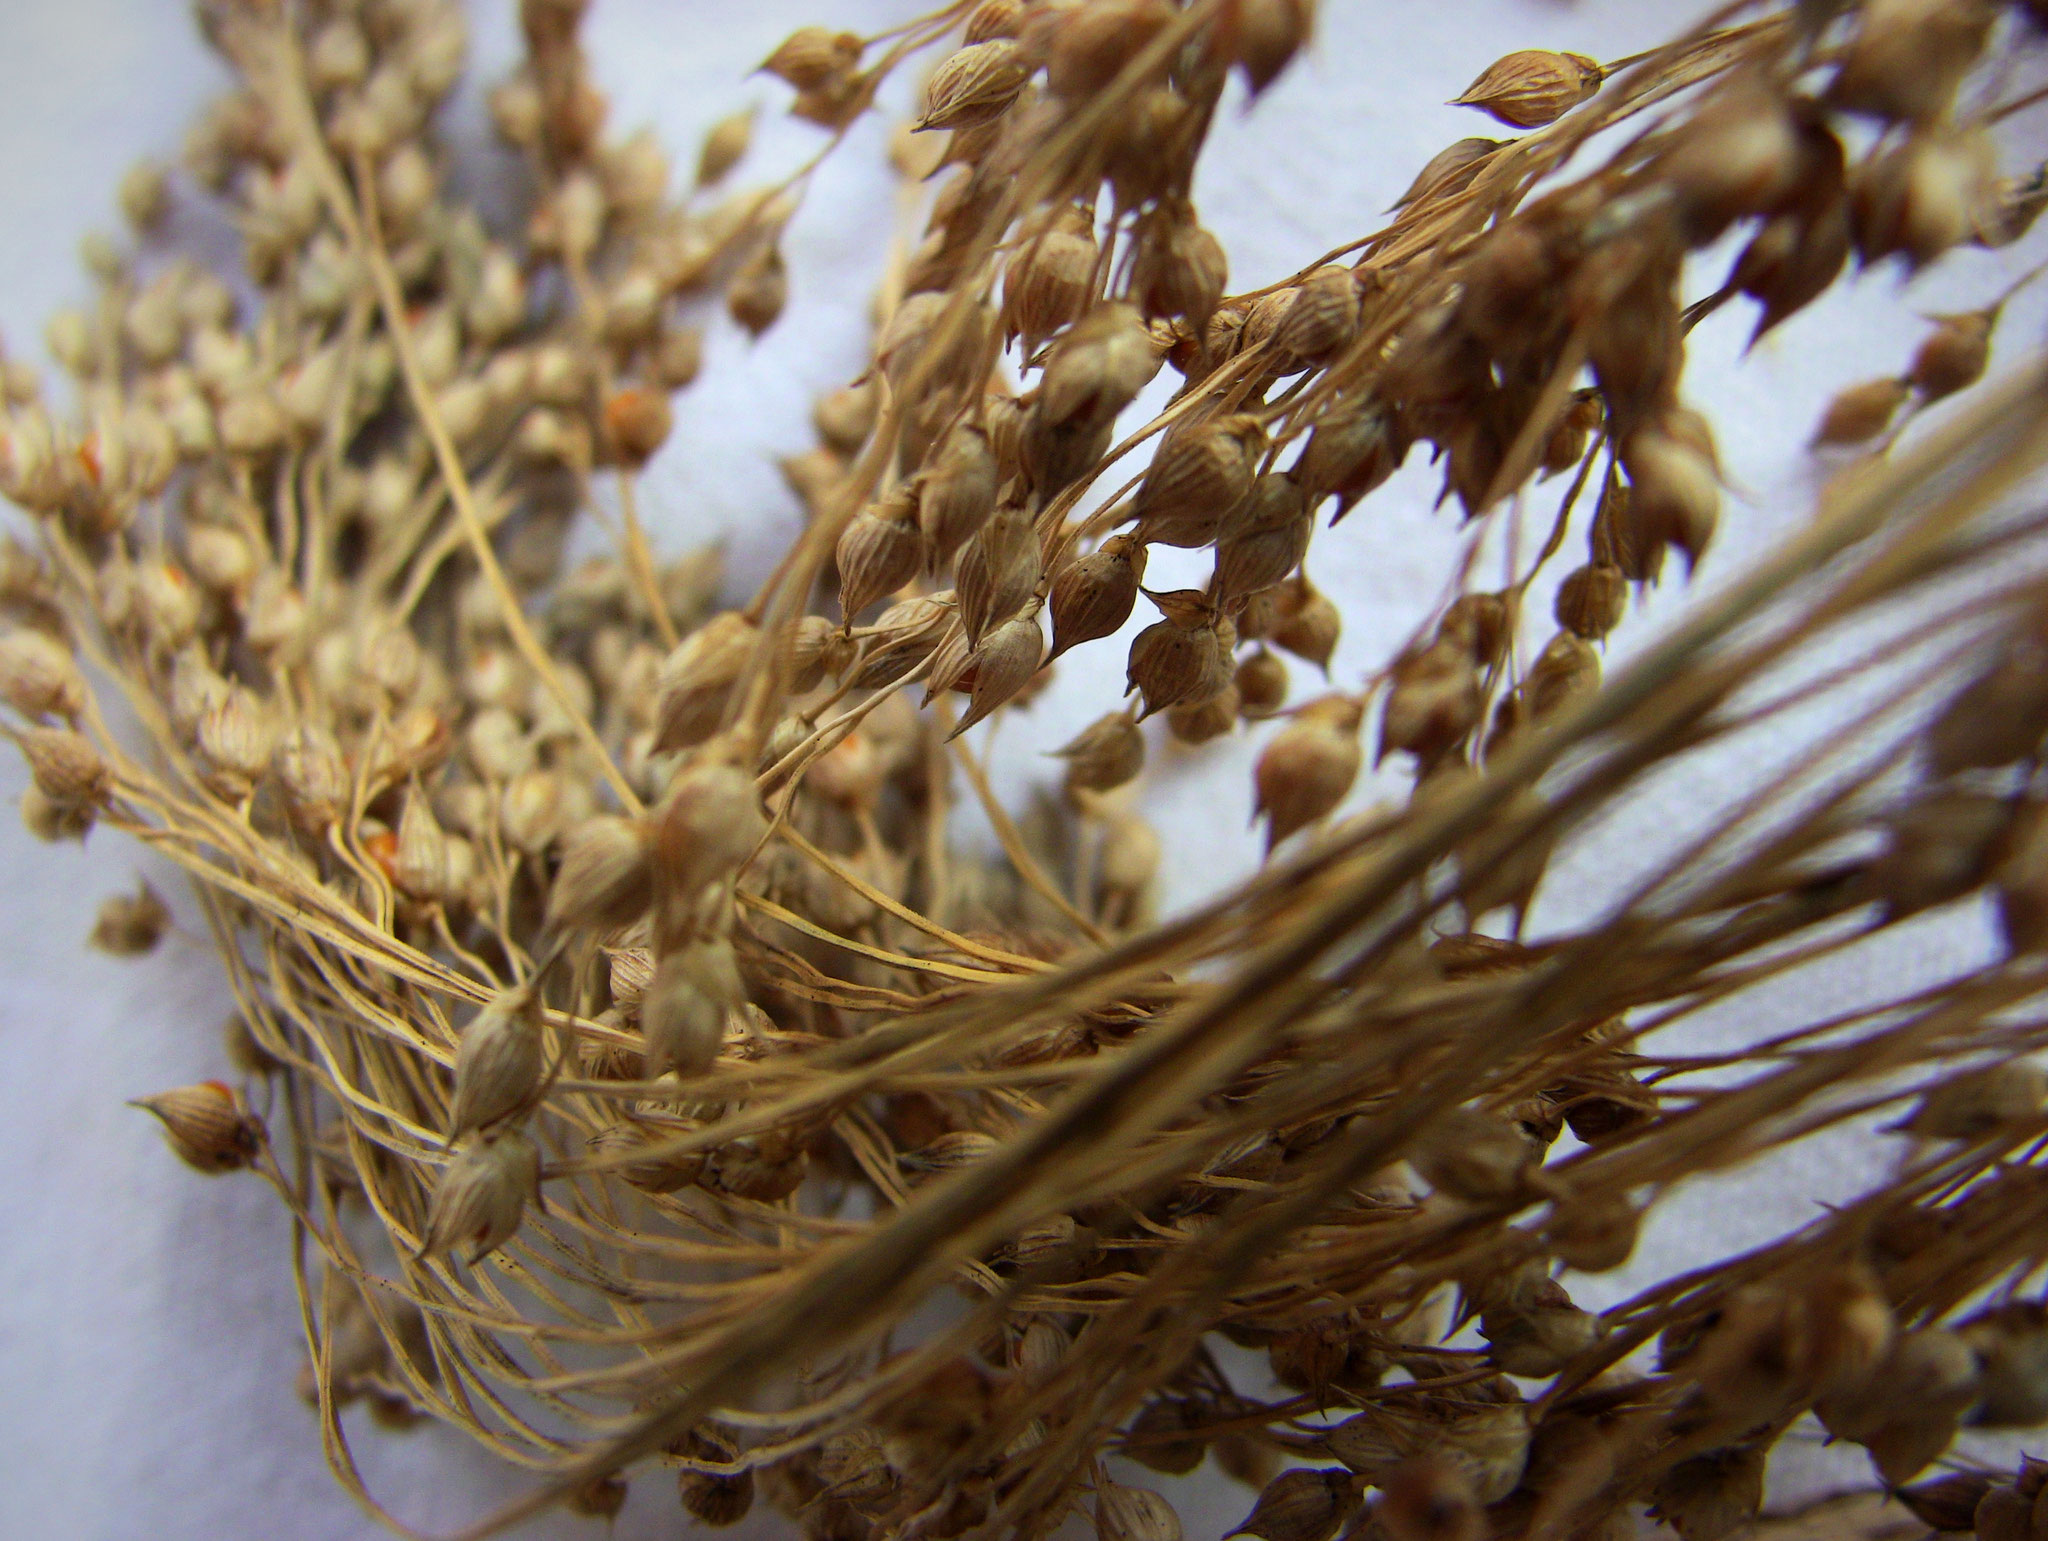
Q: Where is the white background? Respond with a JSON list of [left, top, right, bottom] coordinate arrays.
[[0, 2, 2043, 1537]]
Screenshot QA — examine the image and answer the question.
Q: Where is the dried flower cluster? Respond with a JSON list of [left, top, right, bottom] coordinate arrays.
[[11, 0, 2048, 1538]]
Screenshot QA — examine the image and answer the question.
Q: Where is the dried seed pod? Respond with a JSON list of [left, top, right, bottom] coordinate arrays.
[[642, 944, 739, 1079], [586, 1119, 703, 1193], [654, 611, 757, 751], [1897, 1061, 2047, 1141], [448, 988, 545, 1141], [957, 502, 1040, 645], [1058, 710, 1145, 794], [1480, 1279, 1603, 1378], [1646, 1444, 1765, 1541], [1003, 205, 1095, 355], [1546, 1189, 1641, 1273], [814, 379, 879, 455], [760, 27, 861, 91], [1038, 303, 1162, 432], [1852, 130, 1997, 271], [1554, 564, 1626, 640], [1927, 621, 2048, 776], [1213, 0, 1314, 95], [1829, 0, 1995, 125], [727, 242, 788, 336], [1379, 642, 1480, 768], [1296, 395, 1406, 518], [704, 1138, 806, 1202], [198, 684, 274, 796], [130, 1080, 262, 1173], [1095, 808, 1161, 927], [602, 387, 673, 466], [91, 879, 169, 956], [22, 725, 110, 808], [1021, 405, 1115, 500], [877, 289, 993, 398], [1814, 377, 1909, 447], [1660, 80, 1803, 239], [1131, 199, 1228, 330], [918, 422, 999, 567], [954, 607, 1045, 736], [1167, 686, 1239, 744], [1896, 1473, 1995, 1533], [20, 782, 91, 842], [837, 490, 924, 622], [1127, 591, 1231, 720], [901, 1130, 999, 1176], [1960, 1303, 2048, 1427], [1867, 791, 2012, 919], [1411, 1108, 1535, 1202], [1622, 413, 1720, 571], [1255, 696, 1363, 851], [1050, 533, 1145, 658], [1392, 138, 1502, 210], [0, 629, 84, 721], [419, 1130, 540, 1263], [1270, 579, 1341, 673], [679, 1457, 755, 1527], [651, 752, 767, 897], [1452, 50, 1603, 129], [1134, 413, 1263, 548], [1912, 309, 1996, 401], [697, 106, 753, 186], [1229, 1467, 1361, 1541], [918, 41, 1030, 131], [1818, 1327, 1978, 1483], [1236, 648, 1289, 716], [275, 725, 346, 829], [1098, 1480, 1183, 1541], [1274, 267, 1361, 367]]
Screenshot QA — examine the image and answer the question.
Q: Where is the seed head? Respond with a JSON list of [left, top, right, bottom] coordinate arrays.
[[198, 684, 274, 796], [1212, 0, 1316, 96], [131, 1080, 263, 1173], [1131, 199, 1229, 331], [760, 27, 862, 92], [696, 106, 753, 187], [652, 750, 767, 898], [953, 607, 1044, 737], [1056, 710, 1145, 795], [1297, 395, 1406, 519], [602, 386, 673, 466], [1452, 50, 1603, 129], [1813, 377, 1909, 448], [1829, 0, 1995, 125], [275, 724, 347, 830], [1003, 205, 1096, 356], [1135, 413, 1264, 548], [1852, 130, 1996, 271], [727, 242, 788, 336], [654, 611, 756, 752], [1392, 138, 1502, 211], [1554, 563, 1626, 639], [1622, 413, 1720, 571], [1098, 1481, 1184, 1541], [587, 1117, 704, 1193], [1379, 641, 1479, 767], [1273, 266, 1361, 367], [546, 816, 653, 937], [419, 1129, 540, 1264], [1235, 648, 1289, 715], [1269, 578, 1341, 672], [1038, 302, 1162, 432], [1127, 592, 1231, 720], [1911, 309, 1996, 401], [956, 502, 1040, 646]]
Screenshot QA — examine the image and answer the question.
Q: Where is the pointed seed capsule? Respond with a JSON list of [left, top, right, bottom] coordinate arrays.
[[1057, 710, 1145, 794], [1229, 1467, 1361, 1541], [917, 41, 1031, 131], [419, 1129, 540, 1263], [837, 489, 925, 621], [1254, 696, 1362, 850], [1452, 50, 1604, 129], [91, 879, 169, 956], [1049, 533, 1145, 657], [131, 1080, 263, 1173], [448, 987, 545, 1141]]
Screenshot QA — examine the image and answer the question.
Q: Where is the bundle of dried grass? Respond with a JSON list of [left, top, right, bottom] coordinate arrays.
[[11, 0, 2048, 1537]]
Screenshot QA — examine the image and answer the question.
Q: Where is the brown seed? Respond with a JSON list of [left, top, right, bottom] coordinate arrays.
[[545, 815, 653, 936], [275, 724, 347, 830], [1829, 0, 1995, 125], [198, 684, 274, 796], [1646, 1444, 1765, 1541], [1296, 395, 1407, 518], [1898, 1061, 2047, 1141], [1623, 414, 1720, 571], [918, 421, 999, 566], [1375, 1455, 1481, 1541], [1412, 1108, 1535, 1202], [1547, 1190, 1640, 1273], [1131, 199, 1228, 330], [1452, 50, 1603, 129], [965, 0, 1022, 43], [23, 725, 110, 807], [836, 491, 924, 623], [956, 502, 1039, 645], [1136, 413, 1263, 548], [1660, 80, 1803, 239], [1057, 710, 1145, 794], [1098, 1480, 1184, 1541], [1896, 1473, 1996, 1533], [1961, 1303, 2048, 1427], [602, 386, 673, 465], [1813, 377, 1909, 447], [1379, 641, 1479, 767], [131, 1080, 262, 1173], [448, 987, 545, 1141], [641, 942, 739, 1079], [953, 608, 1045, 736], [586, 1119, 703, 1193], [696, 107, 752, 186], [1236, 648, 1289, 716], [1392, 138, 1503, 210], [1911, 309, 1996, 400], [651, 752, 767, 898], [1050, 532, 1145, 657], [727, 243, 788, 336], [1038, 302, 1162, 432], [1167, 686, 1239, 745], [1273, 266, 1361, 366], [1127, 592, 1231, 720], [1255, 696, 1362, 850], [654, 611, 757, 751], [1555, 563, 1626, 639], [1213, 0, 1315, 96], [0, 629, 84, 721], [1852, 130, 1997, 271], [1003, 204, 1096, 354], [1270, 578, 1341, 673], [1867, 790, 2012, 919], [1229, 1467, 1361, 1541], [918, 41, 1031, 131], [91, 879, 169, 956], [760, 27, 861, 91]]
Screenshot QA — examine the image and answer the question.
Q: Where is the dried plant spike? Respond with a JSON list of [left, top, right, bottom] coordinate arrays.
[[1813, 378, 1909, 447], [418, 1130, 541, 1264], [91, 879, 169, 957], [1452, 50, 1603, 129], [131, 1081, 261, 1174], [1255, 696, 1363, 851], [1229, 1467, 1361, 1541], [448, 987, 546, 1142]]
